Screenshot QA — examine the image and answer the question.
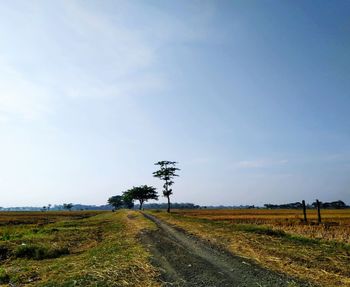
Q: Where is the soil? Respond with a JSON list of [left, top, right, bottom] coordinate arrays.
[[140, 213, 315, 287]]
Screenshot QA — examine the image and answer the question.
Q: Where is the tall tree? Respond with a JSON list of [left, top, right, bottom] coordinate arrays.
[[153, 161, 180, 213], [123, 185, 158, 210]]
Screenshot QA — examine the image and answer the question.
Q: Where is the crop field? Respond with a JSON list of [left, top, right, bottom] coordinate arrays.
[[0, 210, 159, 287], [174, 209, 350, 244], [0, 211, 102, 226], [150, 209, 350, 287]]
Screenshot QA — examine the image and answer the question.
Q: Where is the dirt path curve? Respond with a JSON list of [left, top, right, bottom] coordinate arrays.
[[141, 212, 314, 287]]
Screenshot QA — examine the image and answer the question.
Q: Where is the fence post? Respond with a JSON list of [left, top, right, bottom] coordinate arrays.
[[302, 200, 307, 223], [316, 199, 322, 224]]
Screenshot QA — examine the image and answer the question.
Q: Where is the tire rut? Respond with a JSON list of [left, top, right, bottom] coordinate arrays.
[[140, 212, 314, 287]]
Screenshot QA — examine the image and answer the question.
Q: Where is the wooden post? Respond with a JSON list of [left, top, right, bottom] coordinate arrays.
[[302, 200, 307, 223], [316, 199, 321, 224]]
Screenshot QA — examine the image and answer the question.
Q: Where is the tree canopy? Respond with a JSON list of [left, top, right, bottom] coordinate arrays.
[[108, 195, 124, 210], [123, 185, 158, 210]]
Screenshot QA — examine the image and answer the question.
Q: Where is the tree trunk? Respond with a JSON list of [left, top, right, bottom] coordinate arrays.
[[165, 178, 171, 213], [139, 200, 143, 210], [167, 195, 170, 213]]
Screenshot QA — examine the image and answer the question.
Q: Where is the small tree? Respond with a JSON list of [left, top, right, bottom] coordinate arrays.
[[153, 161, 180, 213], [108, 195, 124, 210], [122, 192, 135, 209], [63, 203, 73, 211], [124, 185, 158, 210]]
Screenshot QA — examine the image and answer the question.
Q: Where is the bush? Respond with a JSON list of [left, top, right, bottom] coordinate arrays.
[[237, 224, 286, 237], [255, 228, 286, 237], [0, 268, 9, 284], [0, 245, 10, 260], [1, 232, 11, 240], [14, 244, 69, 260]]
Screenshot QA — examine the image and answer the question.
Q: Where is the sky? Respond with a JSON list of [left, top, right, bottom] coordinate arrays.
[[0, 0, 349, 207]]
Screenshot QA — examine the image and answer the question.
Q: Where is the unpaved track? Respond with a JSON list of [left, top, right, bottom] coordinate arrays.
[[141, 213, 314, 287]]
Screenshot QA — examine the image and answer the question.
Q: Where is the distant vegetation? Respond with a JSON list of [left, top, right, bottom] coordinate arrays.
[[0, 204, 112, 212], [63, 203, 74, 211], [136, 202, 200, 210], [2, 200, 349, 212], [264, 200, 349, 209]]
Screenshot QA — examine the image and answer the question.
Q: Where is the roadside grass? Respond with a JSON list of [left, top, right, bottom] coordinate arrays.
[[0, 210, 159, 286], [149, 210, 350, 287]]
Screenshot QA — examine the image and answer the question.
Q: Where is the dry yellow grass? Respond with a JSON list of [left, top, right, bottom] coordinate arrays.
[[177, 209, 350, 244], [0, 210, 103, 225], [150, 209, 350, 287]]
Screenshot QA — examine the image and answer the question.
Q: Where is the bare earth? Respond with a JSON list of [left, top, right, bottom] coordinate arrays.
[[141, 213, 314, 287]]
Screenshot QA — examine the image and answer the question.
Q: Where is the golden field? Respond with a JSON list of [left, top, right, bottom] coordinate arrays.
[[174, 208, 350, 244], [150, 208, 350, 287]]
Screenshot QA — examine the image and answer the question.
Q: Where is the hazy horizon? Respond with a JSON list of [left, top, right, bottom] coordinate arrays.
[[0, 1, 349, 207]]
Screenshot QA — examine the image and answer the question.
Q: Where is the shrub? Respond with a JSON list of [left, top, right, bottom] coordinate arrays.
[[14, 244, 69, 260], [0, 268, 9, 284], [236, 224, 286, 237], [255, 228, 286, 237], [0, 245, 10, 260], [1, 232, 11, 241]]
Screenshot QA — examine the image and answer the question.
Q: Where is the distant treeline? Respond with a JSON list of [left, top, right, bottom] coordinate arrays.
[[1, 200, 348, 211], [135, 202, 200, 209], [0, 204, 112, 211], [264, 200, 349, 209], [0, 203, 200, 211]]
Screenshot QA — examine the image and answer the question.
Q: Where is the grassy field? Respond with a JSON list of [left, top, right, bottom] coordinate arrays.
[[0, 210, 159, 286], [149, 209, 350, 287]]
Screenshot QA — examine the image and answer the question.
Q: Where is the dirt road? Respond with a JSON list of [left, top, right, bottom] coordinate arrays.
[[141, 213, 314, 287]]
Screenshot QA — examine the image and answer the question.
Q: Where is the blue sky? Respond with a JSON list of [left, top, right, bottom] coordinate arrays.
[[0, 0, 349, 207]]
